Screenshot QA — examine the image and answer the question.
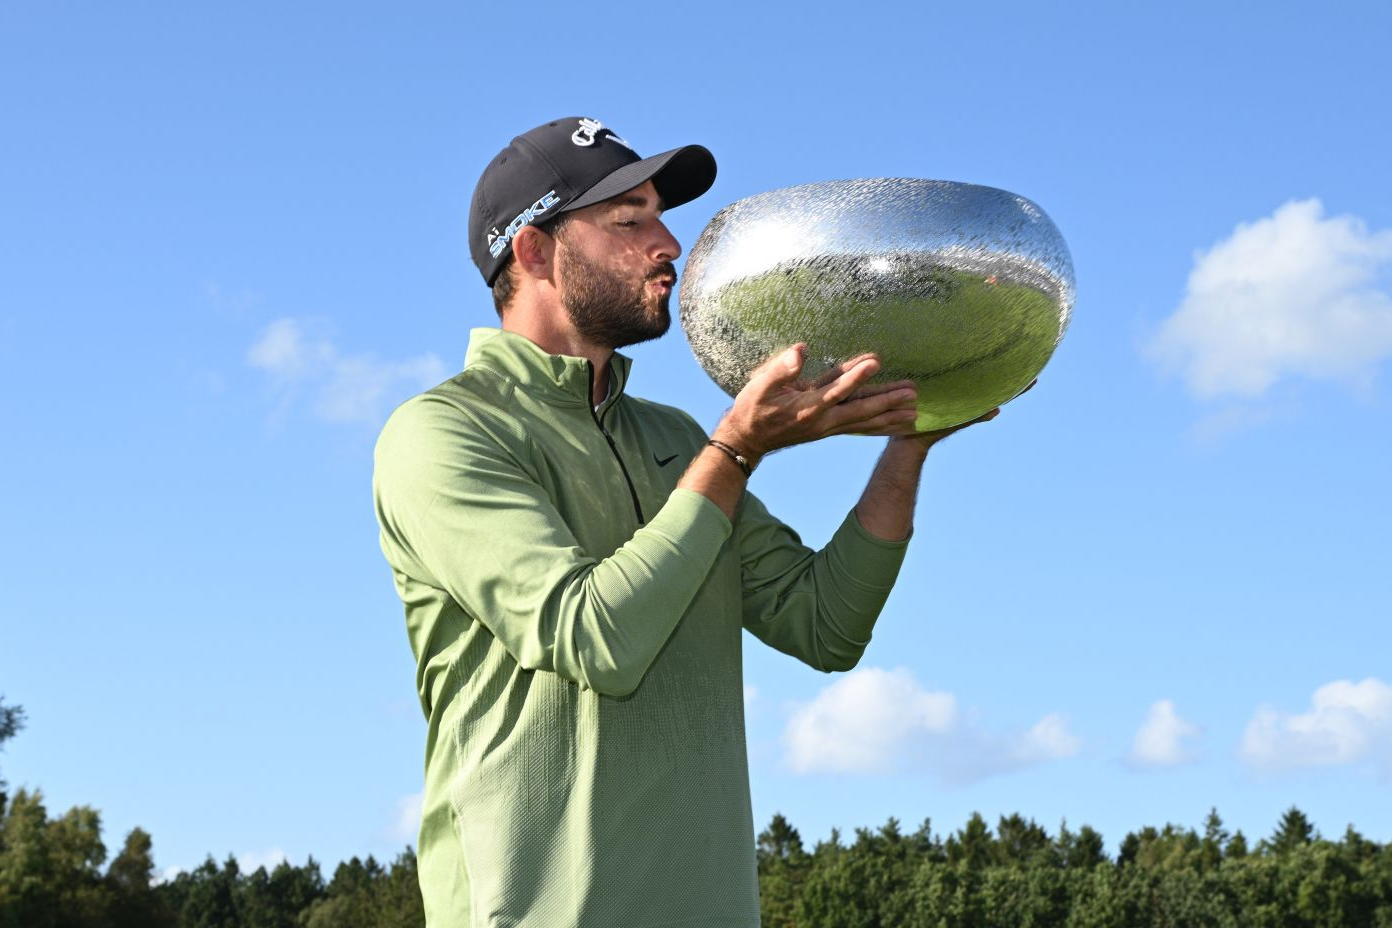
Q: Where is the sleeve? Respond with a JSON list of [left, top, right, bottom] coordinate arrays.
[[373, 395, 733, 698], [735, 490, 910, 672]]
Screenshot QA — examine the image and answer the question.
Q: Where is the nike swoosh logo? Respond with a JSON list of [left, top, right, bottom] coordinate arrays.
[[654, 453, 679, 467]]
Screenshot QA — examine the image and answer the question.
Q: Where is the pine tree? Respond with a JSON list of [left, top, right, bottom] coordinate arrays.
[[240, 857, 325, 928], [994, 813, 1049, 865], [947, 812, 994, 870], [373, 848, 425, 928], [757, 813, 806, 863], [0, 697, 24, 818], [1057, 821, 1107, 869], [107, 828, 174, 928], [757, 813, 809, 928], [171, 855, 241, 928], [1200, 808, 1228, 870], [1226, 830, 1249, 859], [0, 700, 22, 750], [1269, 806, 1315, 854], [47, 804, 108, 925], [0, 789, 58, 928]]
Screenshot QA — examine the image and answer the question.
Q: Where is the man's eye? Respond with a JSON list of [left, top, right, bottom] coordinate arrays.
[[615, 220, 638, 228]]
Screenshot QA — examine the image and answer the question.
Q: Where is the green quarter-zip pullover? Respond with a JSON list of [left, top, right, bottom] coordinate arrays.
[[373, 328, 910, 927]]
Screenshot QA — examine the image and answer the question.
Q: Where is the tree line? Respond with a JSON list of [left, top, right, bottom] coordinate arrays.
[[1, 696, 423, 928], [756, 808, 1392, 927], [5, 695, 1391, 926]]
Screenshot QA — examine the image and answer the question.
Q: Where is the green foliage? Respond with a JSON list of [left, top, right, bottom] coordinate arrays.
[[239, 857, 325, 928], [0, 696, 25, 819], [761, 808, 1392, 928], [158, 851, 422, 928], [107, 828, 176, 928], [0, 789, 117, 928], [0, 787, 421, 928], [0, 699, 23, 751], [757, 813, 810, 928], [301, 852, 425, 928], [1269, 805, 1317, 854]]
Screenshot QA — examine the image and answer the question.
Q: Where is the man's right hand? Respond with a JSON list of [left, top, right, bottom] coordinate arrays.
[[711, 344, 919, 463]]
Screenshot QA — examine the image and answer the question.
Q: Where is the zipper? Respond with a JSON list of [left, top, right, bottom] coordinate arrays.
[[588, 361, 646, 525]]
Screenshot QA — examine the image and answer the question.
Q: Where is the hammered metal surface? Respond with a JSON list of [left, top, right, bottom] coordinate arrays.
[[679, 178, 1075, 430]]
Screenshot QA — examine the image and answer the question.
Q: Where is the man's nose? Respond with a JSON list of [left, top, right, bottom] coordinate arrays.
[[650, 219, 682, 263]]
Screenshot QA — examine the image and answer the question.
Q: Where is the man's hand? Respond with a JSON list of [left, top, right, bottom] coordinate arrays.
[[886, 377, 1034, 452], [711, 345, 918, 463], [891, 406, 1001, 451]]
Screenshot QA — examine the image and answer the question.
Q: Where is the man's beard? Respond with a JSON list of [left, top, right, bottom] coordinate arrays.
[[558, 246, 674, 350]]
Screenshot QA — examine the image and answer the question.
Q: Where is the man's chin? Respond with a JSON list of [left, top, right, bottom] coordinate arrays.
[[563, 286, 671, 350], [612, 315, 670, 350]]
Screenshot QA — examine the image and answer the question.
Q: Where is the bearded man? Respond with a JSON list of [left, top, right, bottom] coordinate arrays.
[[373, 116, 997, 927]]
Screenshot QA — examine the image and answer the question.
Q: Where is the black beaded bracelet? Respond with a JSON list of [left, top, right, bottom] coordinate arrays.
[[707, 439, 754, 477]]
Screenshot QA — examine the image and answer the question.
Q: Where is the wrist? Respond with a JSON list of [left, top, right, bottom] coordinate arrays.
[[712, 419, 765, 464], [886, 434, 933, 461], [707, 439, 754, 477]]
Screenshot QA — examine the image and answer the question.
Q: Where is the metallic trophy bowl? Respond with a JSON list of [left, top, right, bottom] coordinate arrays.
[[679, 178, 1075, 431]]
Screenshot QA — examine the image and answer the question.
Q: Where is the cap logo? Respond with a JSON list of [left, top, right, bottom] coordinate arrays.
[[488, 190, 561, 259], [571, 117, 632, 151], [571, 118, 602, 146]]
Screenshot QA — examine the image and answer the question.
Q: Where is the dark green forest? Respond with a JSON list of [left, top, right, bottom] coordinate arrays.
[[4, 696, 1391, 927]]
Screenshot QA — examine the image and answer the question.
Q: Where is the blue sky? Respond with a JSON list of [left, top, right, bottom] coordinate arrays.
[[2, 0, 1389, 878]]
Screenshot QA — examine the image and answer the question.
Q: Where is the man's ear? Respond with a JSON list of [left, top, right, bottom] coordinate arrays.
[[512, 225, 555, 281]]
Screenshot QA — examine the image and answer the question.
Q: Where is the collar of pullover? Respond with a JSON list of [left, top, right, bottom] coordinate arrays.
[[464, 327, 632, 414]]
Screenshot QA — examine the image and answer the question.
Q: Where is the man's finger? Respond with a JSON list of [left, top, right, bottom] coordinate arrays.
[[828, 408, 922, 437], [812, 353, 879, 389], [746, 343, 807, 392], [849, 378, 916, 401], [823, 387, 917, 430], [817, 356, 885, 405]]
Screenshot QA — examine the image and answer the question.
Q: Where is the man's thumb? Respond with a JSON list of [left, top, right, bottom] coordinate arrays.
[[778, 343, 806, 376], [747, 343, 806, 392]]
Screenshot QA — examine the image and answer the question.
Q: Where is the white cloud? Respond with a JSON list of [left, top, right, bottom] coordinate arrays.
[[1024, 713, 1083, 761], [236, 847, 288, 874], [1242, 678, 1392, 774], [782, 666, 1080, 783], [1127, 699, 1201, 768], [784, 667, 955, 775], [316, 353, 449, 423], [388, 791, 424, 843], [247, 317, 447, 425], [1150, 199, 1392, 400], [247, 317, 335, 381]]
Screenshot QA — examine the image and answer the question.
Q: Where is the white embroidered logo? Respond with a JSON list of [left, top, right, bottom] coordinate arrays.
[[571, 118, 603, 146], [571, 117, 632, 150]]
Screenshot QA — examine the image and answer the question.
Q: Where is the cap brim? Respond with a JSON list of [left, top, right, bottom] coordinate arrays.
[[565, 144, 717, 214]]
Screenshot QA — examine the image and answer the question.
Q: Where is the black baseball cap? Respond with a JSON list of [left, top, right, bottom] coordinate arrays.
[[469, 116, 717, 286]]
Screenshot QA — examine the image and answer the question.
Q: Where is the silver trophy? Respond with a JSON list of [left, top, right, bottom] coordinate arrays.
[[679, 179, 1075, 431]]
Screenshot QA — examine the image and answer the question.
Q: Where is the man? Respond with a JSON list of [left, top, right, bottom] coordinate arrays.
[[373, 116, 998, 927]]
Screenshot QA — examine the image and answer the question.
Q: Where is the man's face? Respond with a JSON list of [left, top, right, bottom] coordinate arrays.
[[553, 180, 681, 350]]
